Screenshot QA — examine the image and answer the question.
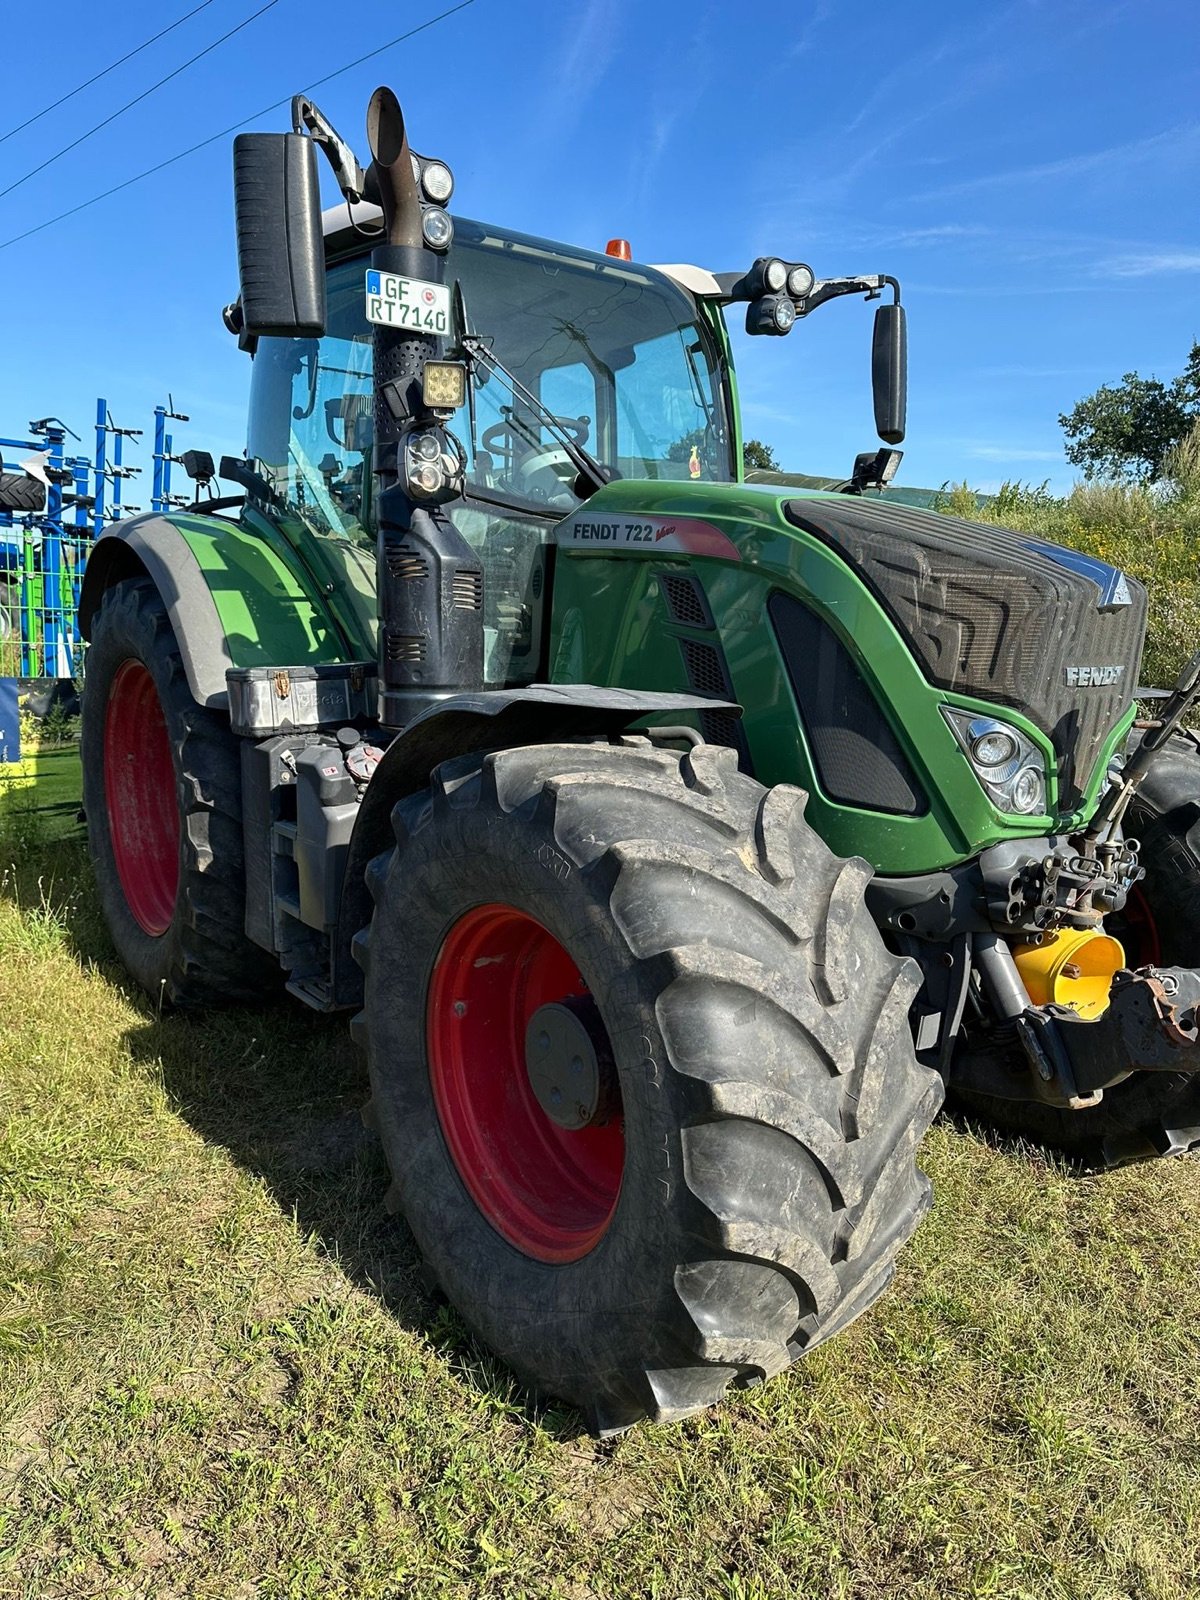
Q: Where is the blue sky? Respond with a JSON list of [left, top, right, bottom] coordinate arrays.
[[1, 0, 1197, 497]]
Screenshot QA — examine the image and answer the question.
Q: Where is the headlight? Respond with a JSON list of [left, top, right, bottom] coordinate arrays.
[[403, 427, 465, 502], [942, 708, 1047, 816], [763, 257, 787, 292], [421, 207, 454, 250], [971, 728, 1018, 767]]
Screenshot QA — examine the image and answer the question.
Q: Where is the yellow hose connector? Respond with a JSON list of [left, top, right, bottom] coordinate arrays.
[[1012, 927, 1126, 1019]]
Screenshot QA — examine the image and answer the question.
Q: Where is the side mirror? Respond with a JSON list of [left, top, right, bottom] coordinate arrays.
[[872, 302, 907, 444], [233, 133, 326, 338]]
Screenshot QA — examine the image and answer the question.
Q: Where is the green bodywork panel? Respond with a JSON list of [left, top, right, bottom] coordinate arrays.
[[163, 506, 375, 668], [546, 477, 1129, 876], [158, 455, 1130, 881]]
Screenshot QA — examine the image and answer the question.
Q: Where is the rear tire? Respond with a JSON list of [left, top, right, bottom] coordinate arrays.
[[354, 739, 943, 1429], [81, 576, 275, 1007], [951, 731, 1200, 1168]]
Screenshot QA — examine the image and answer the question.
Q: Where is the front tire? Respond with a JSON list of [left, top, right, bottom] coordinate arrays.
[[81, 576, 275, 1006], [354, 739, 943, 1429]]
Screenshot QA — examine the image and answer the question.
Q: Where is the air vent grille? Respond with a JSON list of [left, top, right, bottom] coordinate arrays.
[[661, 574, 711, 628], [452, 570, 483, 611], [385, 630, 426, 663], [679, 637, 730, 698], [385, 545, 427, 581]]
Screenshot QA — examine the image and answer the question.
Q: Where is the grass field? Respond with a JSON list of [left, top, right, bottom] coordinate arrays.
[[3, 740, 1200, 1599]]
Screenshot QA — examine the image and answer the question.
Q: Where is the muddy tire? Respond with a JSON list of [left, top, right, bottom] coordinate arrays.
[[81, 576, 275, 1007], [952, 732, 1200, 1168], [354, 738, 943, 1430]]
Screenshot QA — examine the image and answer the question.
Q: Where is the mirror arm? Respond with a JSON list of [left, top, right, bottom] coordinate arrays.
[[291, 94, 368, 204], [794, 274, 898, 317]]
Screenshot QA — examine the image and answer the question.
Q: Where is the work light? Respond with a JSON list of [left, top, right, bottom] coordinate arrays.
[[422, 208, 454, 250], [786, 263, 815, 298], [746, 293, 796, 336], [420, 160, 454, 203]]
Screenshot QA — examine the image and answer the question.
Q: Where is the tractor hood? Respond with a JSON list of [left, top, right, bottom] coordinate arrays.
[[554, 478, 1146, 817], [782, 496, 1147, 808]]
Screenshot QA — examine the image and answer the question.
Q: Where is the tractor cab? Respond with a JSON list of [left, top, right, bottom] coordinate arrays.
[[243, 210, 737, 685]]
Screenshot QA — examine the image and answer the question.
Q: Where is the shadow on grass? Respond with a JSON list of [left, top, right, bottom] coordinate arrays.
[[937, 1100, 1090, 1176], [120, 998, 590, 1442], [2, 825, 588, 1436]]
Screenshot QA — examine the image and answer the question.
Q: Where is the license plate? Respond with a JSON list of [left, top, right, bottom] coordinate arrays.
[[364, 269, 451, 334]]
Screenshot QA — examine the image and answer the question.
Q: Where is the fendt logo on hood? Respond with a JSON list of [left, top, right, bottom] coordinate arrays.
[[1064, 664, 1126, 687]]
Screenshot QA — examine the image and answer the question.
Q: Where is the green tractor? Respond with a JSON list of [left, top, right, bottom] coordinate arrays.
[[78, 86, 1200, 1432]]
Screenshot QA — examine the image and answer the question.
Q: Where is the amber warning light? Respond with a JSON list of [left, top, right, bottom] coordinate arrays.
[[605, 238, 632, 260]]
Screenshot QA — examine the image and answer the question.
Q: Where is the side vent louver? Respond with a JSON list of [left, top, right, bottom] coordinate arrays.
[[769, 590, 927, 816], [452, 571, 483, 611], [678, 637, 730, 699], [385, 544, 427, 582], [385, 630, 426, 663]]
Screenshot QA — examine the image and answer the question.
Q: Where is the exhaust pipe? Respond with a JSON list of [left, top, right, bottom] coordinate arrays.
[[366, 86, 482, 729]]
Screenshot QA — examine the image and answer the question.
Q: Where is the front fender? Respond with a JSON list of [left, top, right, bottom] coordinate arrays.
[[331, 685, 739, 1006]]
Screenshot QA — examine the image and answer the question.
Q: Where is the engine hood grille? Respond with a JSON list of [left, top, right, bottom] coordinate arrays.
[[783, 497, 1147, 808]]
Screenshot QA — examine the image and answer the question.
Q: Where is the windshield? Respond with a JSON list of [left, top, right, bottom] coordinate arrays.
[[245, 219, 733, 534]]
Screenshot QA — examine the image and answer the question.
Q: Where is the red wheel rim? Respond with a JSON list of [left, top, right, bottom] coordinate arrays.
[[103, 659, 180, 936], [427, 904, 624, 1263]]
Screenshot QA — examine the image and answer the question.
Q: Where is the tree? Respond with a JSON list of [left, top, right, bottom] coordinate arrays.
[[1059, 343, 1200, 483], [742, 438, 779, 472]]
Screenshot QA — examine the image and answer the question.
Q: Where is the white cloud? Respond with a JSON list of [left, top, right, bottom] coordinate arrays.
[[967, 444, 1063, 462], [1097, 251, 1200, 277], [542, 0, 623, 132], [910, 123, 1200, 204]]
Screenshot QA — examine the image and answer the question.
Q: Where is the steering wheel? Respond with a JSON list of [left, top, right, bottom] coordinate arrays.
[[481, 413, 592, 503]]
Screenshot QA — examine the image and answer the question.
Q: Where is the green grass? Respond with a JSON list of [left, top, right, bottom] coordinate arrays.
[[3, 747, 1200, 1598]]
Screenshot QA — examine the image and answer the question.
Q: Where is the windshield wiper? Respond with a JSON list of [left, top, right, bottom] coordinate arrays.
[[458, 333, 614, 498]]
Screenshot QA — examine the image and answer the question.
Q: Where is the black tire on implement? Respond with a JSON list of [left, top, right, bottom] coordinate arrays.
[[354, 739, 943, 1430], [81, 575, 276, 1006], [951, 731, 1200, 1169], [0, 470, 45, 513]]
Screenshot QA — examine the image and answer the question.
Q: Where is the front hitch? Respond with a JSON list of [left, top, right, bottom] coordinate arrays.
[[957, 963, 1200, 1109]]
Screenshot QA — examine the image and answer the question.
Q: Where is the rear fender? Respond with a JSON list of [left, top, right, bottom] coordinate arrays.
[[331, 685, 739, 1006], [79, 517, 233, 708], [79, 512, 347, 711]]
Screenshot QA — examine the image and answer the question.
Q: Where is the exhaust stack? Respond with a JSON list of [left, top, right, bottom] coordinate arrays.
[[365, 86, 482, 729]]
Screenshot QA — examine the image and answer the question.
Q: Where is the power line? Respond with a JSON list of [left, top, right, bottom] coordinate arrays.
[[0, 0, 476, 252], [0, 0, 219, 150], [0, 0, 281, 202]]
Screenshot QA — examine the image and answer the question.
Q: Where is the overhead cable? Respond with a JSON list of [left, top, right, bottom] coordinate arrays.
[[0, 0, 219, 149], [0, 0, 476, 251], [0, 0, 281, 201]]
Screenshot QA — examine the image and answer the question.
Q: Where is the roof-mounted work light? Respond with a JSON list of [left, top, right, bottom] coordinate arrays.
[[746, 294, 796, 336]]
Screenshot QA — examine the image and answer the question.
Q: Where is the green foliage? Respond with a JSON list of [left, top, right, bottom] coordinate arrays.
[[933, 432, 1200, 687], [1059, 342, 1200, 483], [742, 437, 780, 472]]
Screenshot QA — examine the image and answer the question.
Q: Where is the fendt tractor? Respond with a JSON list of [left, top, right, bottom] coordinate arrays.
[[78, 86, 1200, 1431]]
